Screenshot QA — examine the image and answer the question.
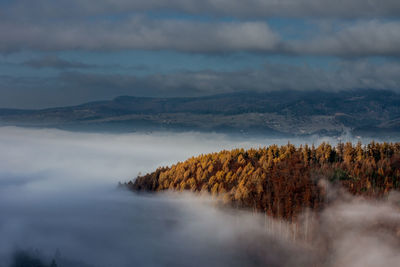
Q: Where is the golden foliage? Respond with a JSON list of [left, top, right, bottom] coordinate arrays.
[[127, 142, 400, 221]]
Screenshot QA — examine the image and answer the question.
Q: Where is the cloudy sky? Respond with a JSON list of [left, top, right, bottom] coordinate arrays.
[[1, 0, 400, 108]]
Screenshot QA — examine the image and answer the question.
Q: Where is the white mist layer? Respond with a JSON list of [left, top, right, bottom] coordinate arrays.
[[0, 126, 373, 191], [0, 126, 399, 267]]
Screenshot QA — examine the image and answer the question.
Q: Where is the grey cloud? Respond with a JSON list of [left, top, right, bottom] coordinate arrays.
[[62, 60, 400, 94], [1, 60, 400, 108], [23, 56, 93, 69], [2, 16, 400, 57], [21, 56, 148, 71], [0, 17, 280, 53], [291, 20, 400, 57], [3, 0, 400, 19], [1, 1, 400, 57]]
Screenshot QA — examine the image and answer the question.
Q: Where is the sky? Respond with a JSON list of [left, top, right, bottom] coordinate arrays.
[[0, 0, 400, 108]]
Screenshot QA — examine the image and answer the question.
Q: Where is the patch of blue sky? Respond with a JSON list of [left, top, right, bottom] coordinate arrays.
[[1, 50, 260, 76], [0, 64, 59, 77], [263, 55, 339, 70], [266, 18, 321, 40], [57, 50, 267, 74], [142, 12, 324, 41], [1, 50, 395, 80]]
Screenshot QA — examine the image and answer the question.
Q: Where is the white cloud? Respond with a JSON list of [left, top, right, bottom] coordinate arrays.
[[2, 16, 400, 57], [291, 20, 400, 56], [0, 17, 280, 53]]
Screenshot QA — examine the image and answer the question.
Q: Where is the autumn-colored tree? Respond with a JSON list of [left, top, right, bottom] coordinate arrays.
[[126, 142, 400, 221]]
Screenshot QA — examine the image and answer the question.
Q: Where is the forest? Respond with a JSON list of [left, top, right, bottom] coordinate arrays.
[[126, 142, 400, 221]]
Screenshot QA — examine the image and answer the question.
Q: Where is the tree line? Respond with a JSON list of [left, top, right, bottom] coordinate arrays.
[[126, 142, 400, 221]]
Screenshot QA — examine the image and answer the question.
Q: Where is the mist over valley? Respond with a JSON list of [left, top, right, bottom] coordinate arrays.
[[0, 127, 399, 267]]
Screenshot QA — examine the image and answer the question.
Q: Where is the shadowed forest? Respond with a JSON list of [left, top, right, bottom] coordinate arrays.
[[128, 142, 400, 221]]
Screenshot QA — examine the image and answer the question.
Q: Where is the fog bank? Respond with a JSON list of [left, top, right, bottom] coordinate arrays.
[[0, 127, 399, 267]]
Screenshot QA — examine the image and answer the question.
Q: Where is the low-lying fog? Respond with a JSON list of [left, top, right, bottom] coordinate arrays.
[[0, 127, 399, 267]]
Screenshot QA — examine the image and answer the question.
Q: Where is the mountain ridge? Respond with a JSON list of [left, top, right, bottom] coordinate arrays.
[[1, 89, 399, 137]]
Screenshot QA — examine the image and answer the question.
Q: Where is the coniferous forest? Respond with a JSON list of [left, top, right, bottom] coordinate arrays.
[[127, 142, 400, 221]]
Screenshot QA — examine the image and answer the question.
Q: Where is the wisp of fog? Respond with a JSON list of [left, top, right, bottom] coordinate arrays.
[[0, 127, 399, 267]]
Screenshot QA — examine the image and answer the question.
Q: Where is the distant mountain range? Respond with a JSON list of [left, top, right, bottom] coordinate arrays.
[[1, 89, 400, 137]]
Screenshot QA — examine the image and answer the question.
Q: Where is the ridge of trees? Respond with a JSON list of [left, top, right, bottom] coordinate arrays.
[[126, 142, 400, 221]]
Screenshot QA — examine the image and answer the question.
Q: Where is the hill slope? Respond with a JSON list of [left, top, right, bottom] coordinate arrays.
[[1, 89, 400, 136], [127, 142, 400, 221]]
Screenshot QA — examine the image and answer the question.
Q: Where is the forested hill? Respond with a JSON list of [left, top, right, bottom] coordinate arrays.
[[1, 89, 400, 136], [126, 142, 400, 221]]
